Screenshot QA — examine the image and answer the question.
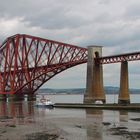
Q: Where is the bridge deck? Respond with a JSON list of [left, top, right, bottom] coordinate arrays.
[[97, 51, 140, 64]]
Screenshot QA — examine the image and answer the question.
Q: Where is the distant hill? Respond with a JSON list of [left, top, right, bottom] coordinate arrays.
[[37, 88, 85, 94], [37, 86, 140, 94]]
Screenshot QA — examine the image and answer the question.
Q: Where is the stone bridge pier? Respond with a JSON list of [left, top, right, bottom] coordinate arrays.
[[84, 46, 130, 104], [84, 46, 105, 103], [119, 61, 130, 104]]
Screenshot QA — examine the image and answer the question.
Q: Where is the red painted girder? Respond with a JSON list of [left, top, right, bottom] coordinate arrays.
[[96, 51, 140, 64], [0, 34, 88, 94], [0, 61, 87, 75]]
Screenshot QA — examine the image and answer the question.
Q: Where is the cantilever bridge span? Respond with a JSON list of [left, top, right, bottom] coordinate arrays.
[[0, 34, 140, 101], [0, 34, 87, 95]]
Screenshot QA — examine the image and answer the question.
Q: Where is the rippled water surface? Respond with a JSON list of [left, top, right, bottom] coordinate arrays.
[[0, 94, 140, 140], [37, 94, 140, 103]]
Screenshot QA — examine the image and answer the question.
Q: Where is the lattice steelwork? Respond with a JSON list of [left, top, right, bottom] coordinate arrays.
[[1, 34, 140, 95], [95, 52, 140, 64], [0, 34, 87, 94]]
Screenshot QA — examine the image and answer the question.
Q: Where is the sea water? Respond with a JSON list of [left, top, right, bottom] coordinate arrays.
[[0, 94, 140, 140], [37, 94, 140, 104]]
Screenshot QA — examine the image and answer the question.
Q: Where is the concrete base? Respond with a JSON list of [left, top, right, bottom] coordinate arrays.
[[84, 95, 106, 103], [118, 99, 130, 105], [27, 94, 36, 101], [0, 94, 7, 101], [8, 94, 25, 101]]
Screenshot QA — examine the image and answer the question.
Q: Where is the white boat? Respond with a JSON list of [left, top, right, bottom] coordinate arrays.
[[35, 96, 54, 108], [95, 100, 103, 104]]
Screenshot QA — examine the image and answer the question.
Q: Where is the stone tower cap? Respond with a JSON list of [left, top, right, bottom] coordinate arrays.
[[87, 45, 103, 48]]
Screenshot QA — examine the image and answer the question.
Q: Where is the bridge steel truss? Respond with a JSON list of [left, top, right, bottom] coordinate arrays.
[[0, 34, 140, 95], [0, 34, 87, 95], [96, 52, 140, 64]]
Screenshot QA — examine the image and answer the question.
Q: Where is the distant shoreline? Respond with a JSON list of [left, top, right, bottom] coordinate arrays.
[[37, 86, 140, 95]]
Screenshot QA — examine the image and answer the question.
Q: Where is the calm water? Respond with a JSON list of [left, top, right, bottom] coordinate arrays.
[[0, 94, 140, 140], [36, 94, 140, 104]]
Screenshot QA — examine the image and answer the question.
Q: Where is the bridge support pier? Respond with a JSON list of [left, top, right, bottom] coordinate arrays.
[[27, 94, 36, 101], [0, 94, 7, 101], [118, 61, 130, 104], [8, 94, 25, 101], [84, 46, 105, 103]]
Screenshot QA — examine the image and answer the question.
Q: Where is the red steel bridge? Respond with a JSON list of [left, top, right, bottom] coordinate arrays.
[[0, 34, 140, 95]]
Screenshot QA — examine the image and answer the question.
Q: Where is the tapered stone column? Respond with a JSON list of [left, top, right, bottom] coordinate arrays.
[[84, 46, 105, 103], [118, 61, 130, 104]]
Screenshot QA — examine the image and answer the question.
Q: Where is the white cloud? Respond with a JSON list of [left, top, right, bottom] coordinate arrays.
[[0, 0, 140, 89]]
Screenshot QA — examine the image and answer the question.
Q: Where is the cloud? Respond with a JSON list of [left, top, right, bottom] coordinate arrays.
[[0, 0, 140, 88], [124, 2, 140, 20]]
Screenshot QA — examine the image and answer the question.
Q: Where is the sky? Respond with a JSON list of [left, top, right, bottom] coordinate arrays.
[[0, 0, 140, 89]]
